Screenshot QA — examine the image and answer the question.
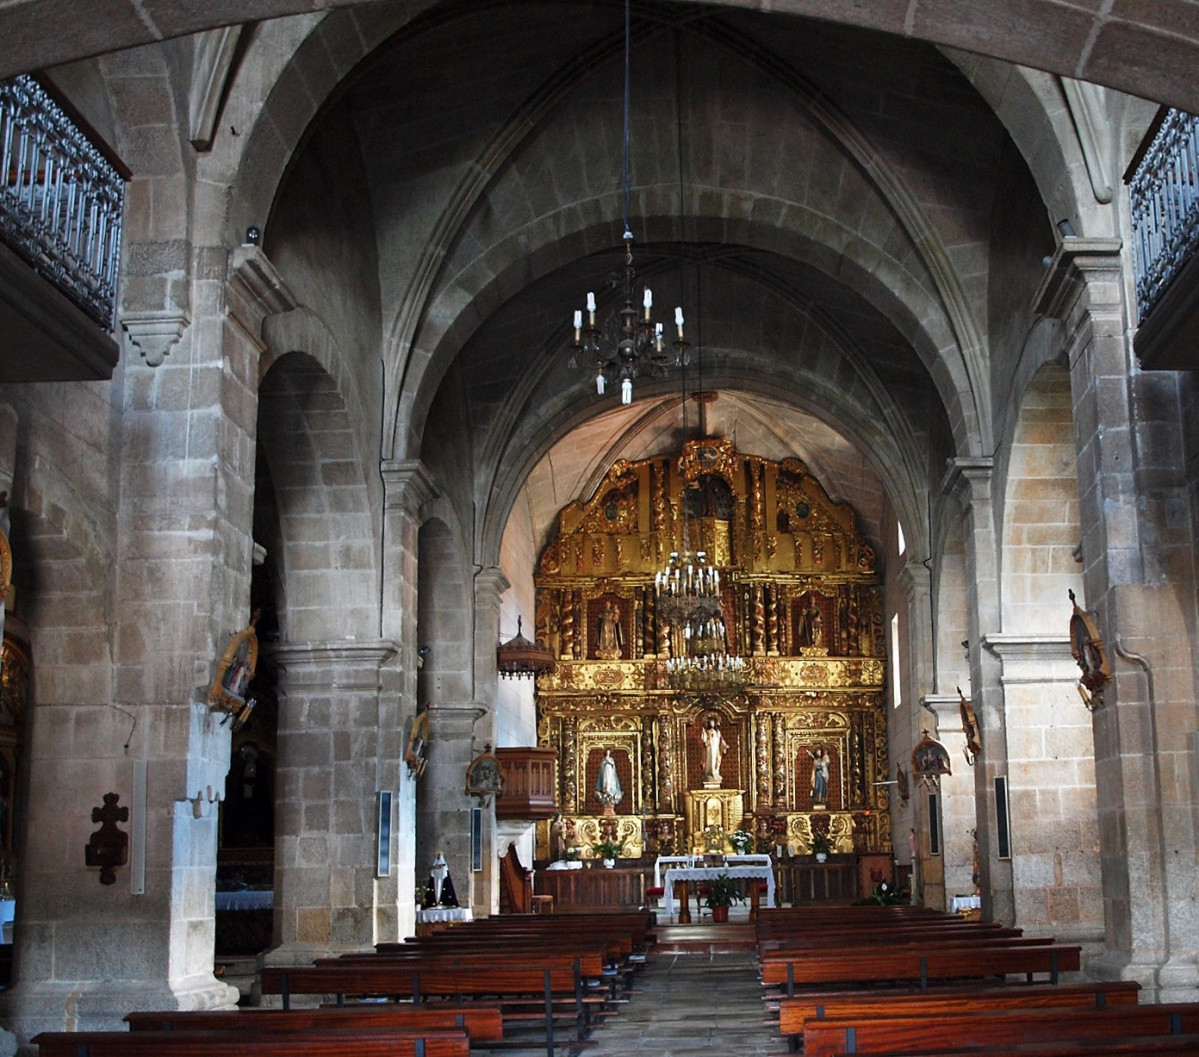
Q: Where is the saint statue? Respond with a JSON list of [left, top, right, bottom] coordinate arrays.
[[799, 599, 823, 648], [700, 718, 728, 787], [596, 600, 623, 660], [810, 746, 830, 806], [595, 749, 622, 813]]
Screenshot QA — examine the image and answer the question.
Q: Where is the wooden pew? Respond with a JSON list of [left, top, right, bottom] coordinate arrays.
[[125, 1004, 504, 1044], [259, 957, 602, 1057], [758, 921, 1023, 950], [884, 1038, 1199, 1057], [801, 1002, 1199, 1057], [762, 943, 1082, 995], [776, 981, 1141, 1049], [33, 1028, 470, 1057]]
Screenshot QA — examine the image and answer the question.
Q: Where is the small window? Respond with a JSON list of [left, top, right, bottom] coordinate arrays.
[[890, 613, 902, 708], [897, 521, 906, 556]]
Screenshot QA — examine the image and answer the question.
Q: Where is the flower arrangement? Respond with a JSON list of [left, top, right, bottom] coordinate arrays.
[[592, 839, 623, 860], [729, 829, 754, 854], [810, 831, 832, 856]]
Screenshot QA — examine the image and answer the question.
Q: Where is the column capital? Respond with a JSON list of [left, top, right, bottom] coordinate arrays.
[[1033, 237, 1124, 321], [264, 639, 399, 689], [474, 567, 511, 609], [227, 246, 297, 344], [920, 692, 964, 734], [381, 460, 439, 517], [939, 456, 994, 508], [897, 558, 930, 594], [982, 633, 1077, 682]]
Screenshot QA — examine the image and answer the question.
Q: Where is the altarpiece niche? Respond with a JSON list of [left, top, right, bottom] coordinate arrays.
[[532, 439, 890, 861]]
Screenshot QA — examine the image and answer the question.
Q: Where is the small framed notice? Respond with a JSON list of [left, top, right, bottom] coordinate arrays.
[[376, 791, 393, 877]]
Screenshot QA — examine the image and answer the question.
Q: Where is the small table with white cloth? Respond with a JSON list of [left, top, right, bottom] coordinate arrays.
[[653, 854, 772, 889], [662, 864, 776, 922]]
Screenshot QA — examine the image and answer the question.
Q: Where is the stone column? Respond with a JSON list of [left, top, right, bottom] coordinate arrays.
[[942, 457, 1014, 923], [1035, 239, 1199, 997], [416, 704, 485, 913], [380, 461, 437, 940], [921, 693, 970, 912], [0, 248, 295, 1040], [982, 635, 1101, 948], [471, 567, 510, 915], [264, 641, 397, 963]]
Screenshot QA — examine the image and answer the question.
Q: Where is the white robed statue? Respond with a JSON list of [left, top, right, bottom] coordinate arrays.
[[595, 749, 622, 814]]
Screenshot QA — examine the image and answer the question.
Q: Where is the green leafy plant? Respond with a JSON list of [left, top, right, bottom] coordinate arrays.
[[810, 831, 832, 856], [704, 872, 739, 908], [729, 829, 754, 854], [592, 839, 623, 860], [858, 880, 904, 906]]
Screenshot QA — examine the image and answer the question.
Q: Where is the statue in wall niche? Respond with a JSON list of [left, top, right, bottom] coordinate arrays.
[[595, 599, 623, 660], [809, 747, 830, 807], [798, 597, 824, 648], [595, 749, 622, 814], [701, 718, 729, 788]]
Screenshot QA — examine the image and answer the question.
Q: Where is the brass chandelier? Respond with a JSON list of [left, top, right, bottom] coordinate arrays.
[[568, 0, 688, 404]]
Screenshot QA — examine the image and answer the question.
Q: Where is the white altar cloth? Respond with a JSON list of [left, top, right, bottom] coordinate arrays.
[[653, 854, 772, 889], [661, 864, 776, 916]]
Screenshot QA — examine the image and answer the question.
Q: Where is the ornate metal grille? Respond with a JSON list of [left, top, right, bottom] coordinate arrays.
[[1128, 108, 1199, 323], [0, 75, 124, 330]]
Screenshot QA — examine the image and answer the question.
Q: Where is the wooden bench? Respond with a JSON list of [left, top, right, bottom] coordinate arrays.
[[801, 1002, 1199, 1057], [125, 1004, 504, 1044], [33, 1028, 470, 1057], [876, 1037, 1199, 1057], [259, 958, 603, 1057], [776, 981, 1141, 1049], [762, 943, 1082, 995]]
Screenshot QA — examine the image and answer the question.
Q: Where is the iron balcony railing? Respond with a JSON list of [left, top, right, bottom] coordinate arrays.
[[1128, 108, 1199, 323], [0, 75, 124, 331]]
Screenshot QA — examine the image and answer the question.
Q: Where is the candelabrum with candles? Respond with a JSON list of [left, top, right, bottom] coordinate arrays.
[[570, 237, 689, 405]]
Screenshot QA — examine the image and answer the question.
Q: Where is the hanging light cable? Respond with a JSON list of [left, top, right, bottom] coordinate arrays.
[[568, 0, 689, 404]]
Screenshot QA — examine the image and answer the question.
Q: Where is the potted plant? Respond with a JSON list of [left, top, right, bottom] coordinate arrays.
[[592, 839, 623, 867], [704, 872, 738, 923], [810, 831, 832, 862], [729, 829, 754, 855]]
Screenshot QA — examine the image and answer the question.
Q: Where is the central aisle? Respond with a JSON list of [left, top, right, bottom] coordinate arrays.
[[589, 949, 774, 1056]]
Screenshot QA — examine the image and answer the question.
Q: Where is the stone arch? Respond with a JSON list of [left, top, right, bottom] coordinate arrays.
[[467, 248, 938, 573], [999, 363, 1083, 633], [256, 351, 380, 643], [399, 211, 980, 456]]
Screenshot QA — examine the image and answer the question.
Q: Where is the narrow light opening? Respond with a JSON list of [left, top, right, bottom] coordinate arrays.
[[897, 521, 906, 556], [890, 613, 902, 708]]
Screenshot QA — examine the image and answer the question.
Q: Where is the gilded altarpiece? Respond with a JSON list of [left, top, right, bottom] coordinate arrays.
[[534, 440, 890, 861]]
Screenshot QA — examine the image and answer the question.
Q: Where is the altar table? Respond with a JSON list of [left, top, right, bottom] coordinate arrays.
[[653, 854, 772, 889], [662, 864, 776, 922]]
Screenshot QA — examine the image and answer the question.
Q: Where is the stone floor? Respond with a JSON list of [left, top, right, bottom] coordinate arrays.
[[583, 919, 778, 1056]]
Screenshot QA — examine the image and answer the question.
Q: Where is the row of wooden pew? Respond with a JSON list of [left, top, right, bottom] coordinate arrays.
[[32, 910, 655, 1057], [757, 905, 1199, 1056]]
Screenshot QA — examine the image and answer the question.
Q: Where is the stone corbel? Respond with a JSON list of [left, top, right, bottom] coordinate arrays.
[[122, 310, 189, 367]]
